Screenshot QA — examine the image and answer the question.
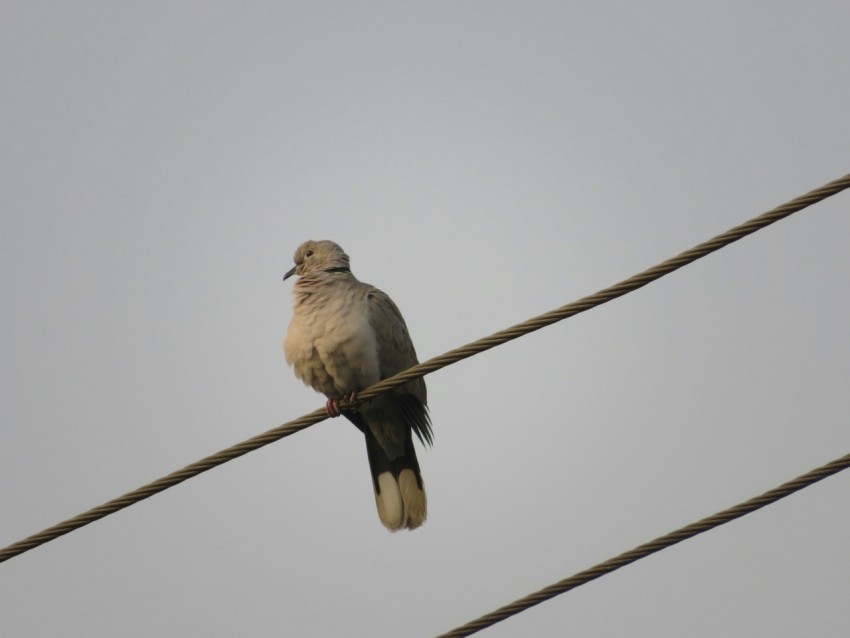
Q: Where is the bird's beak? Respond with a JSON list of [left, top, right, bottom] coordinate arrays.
[[283, 265, 298, 281]]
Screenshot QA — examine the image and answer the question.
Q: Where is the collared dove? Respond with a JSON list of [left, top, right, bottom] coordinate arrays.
[[283, 240, 432, 531]]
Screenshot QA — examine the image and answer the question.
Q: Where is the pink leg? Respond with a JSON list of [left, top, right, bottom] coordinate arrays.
[[325, 397, 342, 418], [324, 392, 358, 418]]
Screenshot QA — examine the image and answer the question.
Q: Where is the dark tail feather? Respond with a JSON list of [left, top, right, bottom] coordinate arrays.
[[345, 411, 427, 531], [363, 429, 427, 530]]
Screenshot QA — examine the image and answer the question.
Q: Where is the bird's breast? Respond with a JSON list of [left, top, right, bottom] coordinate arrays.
[[284, 285, 381, 397]]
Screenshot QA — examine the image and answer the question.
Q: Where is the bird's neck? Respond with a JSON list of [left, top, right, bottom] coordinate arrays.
[[292, 272, 357, 307]]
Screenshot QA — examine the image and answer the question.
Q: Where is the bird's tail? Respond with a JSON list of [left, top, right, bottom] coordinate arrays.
[[363, 430, 427, 531]]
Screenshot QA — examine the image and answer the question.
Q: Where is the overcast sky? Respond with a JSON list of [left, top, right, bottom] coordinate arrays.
[[2, 2, 849, 636]]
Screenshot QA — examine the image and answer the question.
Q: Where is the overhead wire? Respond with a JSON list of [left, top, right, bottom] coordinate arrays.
[[1, 172, 848, 564], [435, 451, 850, 637]]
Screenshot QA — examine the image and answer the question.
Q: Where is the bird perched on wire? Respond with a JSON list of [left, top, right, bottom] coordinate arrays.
[[283, 240, 432, 531]]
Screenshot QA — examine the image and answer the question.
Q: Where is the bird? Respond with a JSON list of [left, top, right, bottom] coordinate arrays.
[[282, 240, 432, 531]]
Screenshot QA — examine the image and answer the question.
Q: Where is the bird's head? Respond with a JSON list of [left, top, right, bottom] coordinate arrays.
[[283, 240, 352, 280]]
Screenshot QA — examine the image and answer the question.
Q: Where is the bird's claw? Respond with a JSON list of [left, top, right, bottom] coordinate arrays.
[[325, 391, 358, 418], [325, 397, 342, 418]]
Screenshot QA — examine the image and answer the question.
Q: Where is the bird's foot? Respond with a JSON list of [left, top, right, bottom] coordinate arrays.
[[325, 392, 357, 418], [325, 397, 342, 418], [344, 390, 357, 406]]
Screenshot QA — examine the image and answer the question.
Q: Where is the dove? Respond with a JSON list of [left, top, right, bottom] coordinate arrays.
[[283, 240, 432, 531]]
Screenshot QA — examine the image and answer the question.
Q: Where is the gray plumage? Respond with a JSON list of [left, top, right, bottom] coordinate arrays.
[[283, 240, 432, 530]]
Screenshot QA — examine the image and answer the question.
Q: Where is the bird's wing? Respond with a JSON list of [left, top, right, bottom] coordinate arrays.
[[364, 286, 432, 445]]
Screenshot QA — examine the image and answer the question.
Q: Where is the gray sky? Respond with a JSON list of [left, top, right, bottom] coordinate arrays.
[[2, 2, 849, 636]]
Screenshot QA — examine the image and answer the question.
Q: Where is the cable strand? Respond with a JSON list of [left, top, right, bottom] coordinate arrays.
[[435, 452, 850, 637]]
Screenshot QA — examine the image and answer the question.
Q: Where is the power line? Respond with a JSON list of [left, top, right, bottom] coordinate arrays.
[[435, 451, 850, 637], [1, 173, 848, 564]]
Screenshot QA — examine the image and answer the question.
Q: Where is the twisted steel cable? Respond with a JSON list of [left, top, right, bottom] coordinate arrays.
[[436, 451, 850, 637], [1, 173, 848, 564]]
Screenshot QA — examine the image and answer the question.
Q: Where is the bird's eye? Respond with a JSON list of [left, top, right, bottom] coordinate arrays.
[[305, 250, 314, 258]]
